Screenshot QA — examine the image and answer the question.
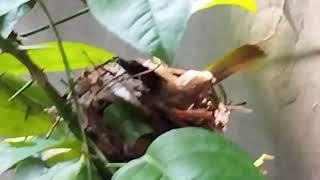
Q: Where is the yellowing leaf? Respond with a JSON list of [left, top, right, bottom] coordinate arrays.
[[0, 41, 114, 74], [193, 0, 257, 13]]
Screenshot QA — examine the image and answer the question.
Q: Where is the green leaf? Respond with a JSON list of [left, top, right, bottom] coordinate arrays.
[[15, 158, 48, 180], [52, 157, 85, 180], [0, 138, 58, 175], [17, 159, 83, 180], [0, 41, 114, 74], [0, 73, 52, 136], [86, 0, 256, 63], [41, 139, 82, 165], [0, 1, 36, 38], [113, 127, 264, 180], [103, 101, 153, 145], [0, 0, 30, 16]]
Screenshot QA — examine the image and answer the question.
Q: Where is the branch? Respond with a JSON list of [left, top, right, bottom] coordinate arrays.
[[0, 37, 82, 139], [20, 8, 89, 37]]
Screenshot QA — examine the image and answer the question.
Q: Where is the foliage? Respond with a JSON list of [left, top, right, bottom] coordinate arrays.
[[86, 0, 256, 63], [0, 73, 52, 136], [0, 1, 36, 38], [0, 0, 263, 180], [0, 41, 114, 74], [113, 127, 263, 180]]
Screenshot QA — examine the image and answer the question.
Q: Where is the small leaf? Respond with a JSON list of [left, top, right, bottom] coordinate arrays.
[[0, 41, 114, 74], [0, 138, 58, 175], [0, 1, 36, 38], [113, 127, 264, 180], [192, 0, 257, 13], [0, 0, 30, 16], [104, 102, 153, 145], [52, 156, 85, 180], [20, 159, 83, 180], [41, 139, 82, 165], [0, 73, 52, 136], [15, 158, 48, 180], [86, 0, 256, 63]]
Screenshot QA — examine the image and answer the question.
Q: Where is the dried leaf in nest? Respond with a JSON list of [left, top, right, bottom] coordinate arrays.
[[73, 57, 236, 161]]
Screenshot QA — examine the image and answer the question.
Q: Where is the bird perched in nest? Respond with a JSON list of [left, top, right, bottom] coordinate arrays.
[[69, 44, 264, 160]]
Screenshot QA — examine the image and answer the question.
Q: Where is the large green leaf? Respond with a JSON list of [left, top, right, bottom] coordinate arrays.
[[86, 0, 256, 63], [0, 73, 52, 136], [113, 127, 263, 180], [0, 1, 36, 38], [103, 102, 153, 145], [0, 137, 58, 175], [0, 0, 30, 16], [0, 41, 114, 74]]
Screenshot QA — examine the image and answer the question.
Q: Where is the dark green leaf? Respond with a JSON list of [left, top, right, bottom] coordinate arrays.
[[0, 138, 58, 175], [104, 102, 153, 145], [0, 73, 52, 136], [0, 0, 31, 16], [15, 158, 48, 180], [0, 41, 114, 74], [113, 127, 264, 180], [0, 1, 36, 38]]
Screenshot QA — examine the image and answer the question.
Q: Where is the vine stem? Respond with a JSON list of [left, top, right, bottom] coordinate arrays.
[[37, 1, 92, 179]]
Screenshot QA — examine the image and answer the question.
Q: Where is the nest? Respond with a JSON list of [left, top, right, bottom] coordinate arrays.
[[73, 57, 237, 161]]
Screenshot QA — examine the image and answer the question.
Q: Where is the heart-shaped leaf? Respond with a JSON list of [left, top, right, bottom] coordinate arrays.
[[113, 127, 263, 180], [0, 1, 36, 38], [86, 0, 256, 63], [0, 41, 114, 74], [0, 73, 52, 136]]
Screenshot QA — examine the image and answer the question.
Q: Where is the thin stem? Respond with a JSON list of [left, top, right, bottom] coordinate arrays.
[[37, 1, 92, 179], [20, 8, 89, 37], [37, 0, 73, 86], [46, 117, 61, 139], [8, 80, 33, 102]]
